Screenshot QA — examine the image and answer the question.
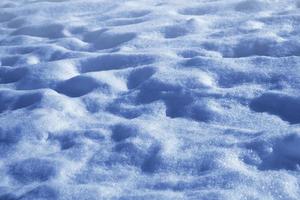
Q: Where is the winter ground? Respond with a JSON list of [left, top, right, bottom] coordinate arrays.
[[1, 0, 300, 199]]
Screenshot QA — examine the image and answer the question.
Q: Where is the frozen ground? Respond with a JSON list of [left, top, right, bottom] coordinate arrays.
[[1, 0, 300, 199]]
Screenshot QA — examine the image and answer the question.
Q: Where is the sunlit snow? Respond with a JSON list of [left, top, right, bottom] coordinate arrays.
[[1, 0, 300, 199]]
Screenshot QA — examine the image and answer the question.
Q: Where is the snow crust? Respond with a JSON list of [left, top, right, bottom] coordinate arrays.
[[1, 0, 300, 199]]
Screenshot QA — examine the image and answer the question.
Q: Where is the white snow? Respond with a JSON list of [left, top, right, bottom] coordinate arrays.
[[1, 0, 300, 199]]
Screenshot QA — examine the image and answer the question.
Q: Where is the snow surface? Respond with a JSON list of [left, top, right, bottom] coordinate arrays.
[[1, 0, 300, 199]]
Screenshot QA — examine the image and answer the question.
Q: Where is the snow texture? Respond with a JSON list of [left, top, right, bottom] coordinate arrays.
[[1, 0, 300, 199]]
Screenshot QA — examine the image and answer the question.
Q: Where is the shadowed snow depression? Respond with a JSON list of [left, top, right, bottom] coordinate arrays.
[[1, 0, 300, 199]]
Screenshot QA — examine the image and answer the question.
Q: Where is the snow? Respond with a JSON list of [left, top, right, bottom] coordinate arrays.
[[1, 0, 300, 199]]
